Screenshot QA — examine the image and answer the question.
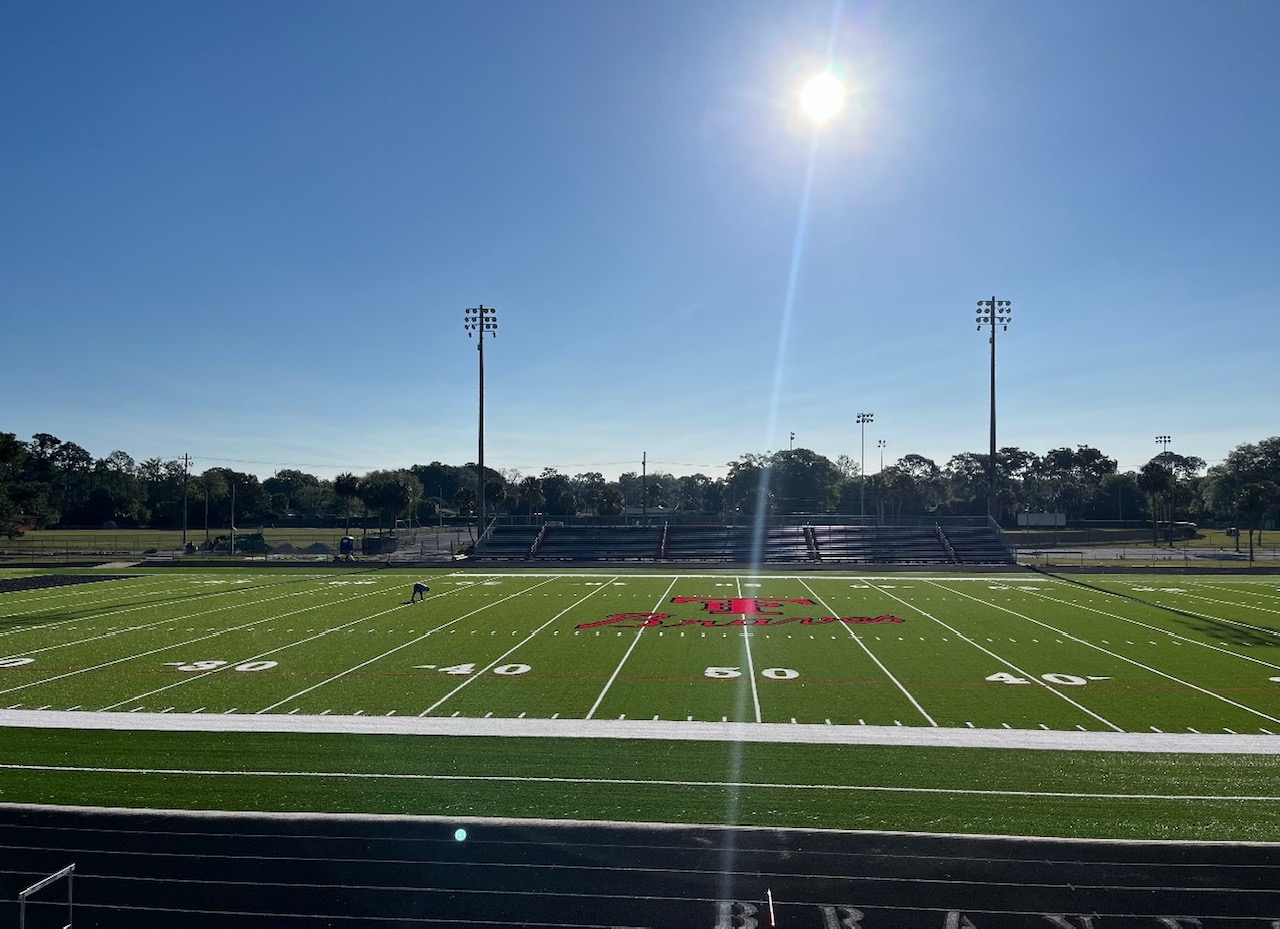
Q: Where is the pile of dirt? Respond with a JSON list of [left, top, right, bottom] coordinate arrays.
[[303, 542, 335, 554], [273, 542, 298, 553]]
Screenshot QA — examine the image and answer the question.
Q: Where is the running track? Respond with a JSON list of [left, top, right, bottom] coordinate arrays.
[[2, 805, 1277, 928]]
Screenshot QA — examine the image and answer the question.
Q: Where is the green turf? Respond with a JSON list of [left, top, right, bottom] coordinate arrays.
[[1, 727, 1276, 841], [2, 566, 1279, 839]]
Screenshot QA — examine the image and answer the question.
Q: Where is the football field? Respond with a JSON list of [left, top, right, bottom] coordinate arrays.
[[2, 566, 1279, 840]]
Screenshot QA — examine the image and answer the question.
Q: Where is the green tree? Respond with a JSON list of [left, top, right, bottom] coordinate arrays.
[[1137, 460, 1174, 548], [333, 473, 361, 534], [514, 476, 545, 516], [1235, 481, 1280, 562], [358, 470, 421, 533]]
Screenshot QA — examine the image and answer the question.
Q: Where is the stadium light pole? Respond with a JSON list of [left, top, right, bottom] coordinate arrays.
[[877, 439, 886, 472], [1156, 435, 1172, 546], [464, 305, 498, 543], [976, 297, 1012, 520], [181, 452, 190, 548], [857, 412, 873, 520]]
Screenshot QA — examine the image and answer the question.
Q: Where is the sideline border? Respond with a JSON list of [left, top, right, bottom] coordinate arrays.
[[3, 709, 1278, 754]]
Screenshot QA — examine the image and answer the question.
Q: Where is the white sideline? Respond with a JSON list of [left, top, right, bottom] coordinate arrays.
[[1, 709, 1278, 754]]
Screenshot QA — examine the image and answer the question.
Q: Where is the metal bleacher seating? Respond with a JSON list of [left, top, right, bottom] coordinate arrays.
[[470, 519, 1014, 565]]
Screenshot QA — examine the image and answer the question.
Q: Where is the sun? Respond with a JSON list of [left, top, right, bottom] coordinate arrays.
[[799, 71, 845, 124]]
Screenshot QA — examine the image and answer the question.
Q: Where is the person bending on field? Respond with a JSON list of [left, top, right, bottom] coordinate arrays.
[[411, 581, 429, 602]]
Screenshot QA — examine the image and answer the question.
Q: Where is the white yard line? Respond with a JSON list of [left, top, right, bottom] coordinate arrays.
[[0, 577, 269, 643], [869, 581, 1124, 732], [101, 584, 472, 710], [933, 581, 1280, 727], [0, 576, 173, 620], [257, 577, 560, 714], [424, 576, 620, 717], [2, 586, 327, 665], [585, 577, 680, 720], [1, 709, 1277, 754], [0, 584, 397, 700], [1019, 588, 1280, 673], [738, 577, 762, 724], [800, 579, 937, 727]]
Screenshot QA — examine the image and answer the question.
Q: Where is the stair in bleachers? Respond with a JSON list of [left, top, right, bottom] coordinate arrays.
[[943, 525, 1016, 564], [471, 525, 542, 560]]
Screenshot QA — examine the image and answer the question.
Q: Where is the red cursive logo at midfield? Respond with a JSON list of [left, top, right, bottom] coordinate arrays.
[[670, 597, 816, 615]]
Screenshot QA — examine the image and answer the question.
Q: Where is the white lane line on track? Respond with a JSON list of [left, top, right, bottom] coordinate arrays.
[[800, 579, 935, 727], [259, 577, 561, 714], [867, 581, 1123, 732], [2, 760, 1276, 801], [586, 577, 680, 720], [935, 581, 1280, 727]]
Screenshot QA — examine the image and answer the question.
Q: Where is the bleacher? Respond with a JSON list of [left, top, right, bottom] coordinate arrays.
[[532, 525, 662, 561], [470, 519, 1014, 565], [470, 525, 541, 560], [940, 525, 1016, 564]]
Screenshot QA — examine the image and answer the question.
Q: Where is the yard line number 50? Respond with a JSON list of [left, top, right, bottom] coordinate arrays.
[[705, 667, 799, 680]]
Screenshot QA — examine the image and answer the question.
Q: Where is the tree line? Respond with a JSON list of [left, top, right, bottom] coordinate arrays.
[[1, 431, 1277, 544]]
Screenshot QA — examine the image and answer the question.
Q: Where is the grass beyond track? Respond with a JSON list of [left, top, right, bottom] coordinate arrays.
[[2, 566, 1278, 840]]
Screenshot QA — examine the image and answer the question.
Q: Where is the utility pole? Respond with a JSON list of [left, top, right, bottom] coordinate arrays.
[[464, 305, 498, 543], [181, 453, 191, 548], [976, 297, 1012, 520], [857, 412, 873, 520]]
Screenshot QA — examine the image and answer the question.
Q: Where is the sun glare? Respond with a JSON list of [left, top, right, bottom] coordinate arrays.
[[799, 71, 845, 124]]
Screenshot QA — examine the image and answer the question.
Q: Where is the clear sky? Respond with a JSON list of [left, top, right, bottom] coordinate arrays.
[[3, 0, 1277, 482]]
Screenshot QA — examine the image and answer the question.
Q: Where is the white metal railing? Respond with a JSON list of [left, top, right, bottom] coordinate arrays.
[[19, 862, 75, 929]]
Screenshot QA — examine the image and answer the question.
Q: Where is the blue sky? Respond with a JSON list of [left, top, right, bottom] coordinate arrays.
[[3, 0, 1277, 482]]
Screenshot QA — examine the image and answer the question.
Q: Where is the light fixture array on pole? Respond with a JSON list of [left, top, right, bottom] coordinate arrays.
[[976, 296, 1012, 519], [857, 412, 874, 520], [464, 304, 498, 542], [1155, 434, 1173, 547]]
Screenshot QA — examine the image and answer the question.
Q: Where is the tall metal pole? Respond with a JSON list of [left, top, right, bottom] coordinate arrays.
[[976, 297, 1012, 520], [465, 305, 498, 542], [181, 452, 191, 547], [857, 412, 873, 520], [877, 439, 886, 472], [1156, 435, 1172, 546], [641, 451, 647, 521]]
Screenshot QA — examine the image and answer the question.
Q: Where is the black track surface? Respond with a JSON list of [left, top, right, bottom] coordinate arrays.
[[2, 805, 1277, 928], [0, 575, 138, 595]]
